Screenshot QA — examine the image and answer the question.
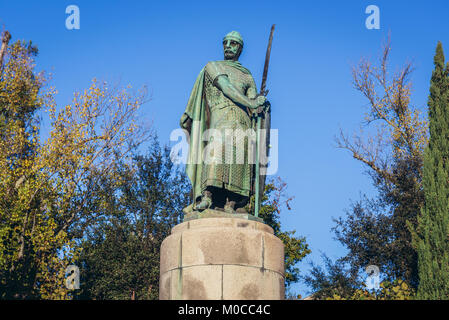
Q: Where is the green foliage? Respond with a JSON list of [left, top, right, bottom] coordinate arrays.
[[0, 32, 308, 300], [76, 138, 190, 300], [79, 219, 159, 300], [78, 168, 309, 299], [332, 185, 421, 288], [302, 255, 360, 300], [0, 38, 69, 299], [257, 177, 311, 290], [412, 42, 449, 300], [303, 256, 415, 300], [306, 40, 425, 299], [0, 33, 150, 299], [330, 279, 415, 300]]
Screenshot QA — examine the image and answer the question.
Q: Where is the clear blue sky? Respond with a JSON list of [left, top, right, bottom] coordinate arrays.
[[2, 0, 449, 297]]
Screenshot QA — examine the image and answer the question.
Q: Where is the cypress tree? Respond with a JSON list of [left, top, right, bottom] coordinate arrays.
[[416, 41, 449, 299]]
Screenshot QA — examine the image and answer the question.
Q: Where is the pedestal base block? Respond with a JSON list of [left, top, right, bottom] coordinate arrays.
[[159, 213, 285, 300]]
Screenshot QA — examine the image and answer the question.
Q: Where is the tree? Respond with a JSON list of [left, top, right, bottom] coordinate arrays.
[[0, 34, 59, 299], [256, 177, 311, 297], [331, 279, 415, 300], [0, 30, 309, 300], [305, 37, 426, 299], [302, 255, 360, 300], [335, 37, 426, 288], [413, 42, 449, 299], [78, 167, 309, 300], [0, 31, 151, 299], [76, 138, 191, 300], [0, 31, 11, 72]]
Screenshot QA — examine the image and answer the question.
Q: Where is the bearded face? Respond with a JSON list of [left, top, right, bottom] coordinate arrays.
[[223, 39, 242, 61]]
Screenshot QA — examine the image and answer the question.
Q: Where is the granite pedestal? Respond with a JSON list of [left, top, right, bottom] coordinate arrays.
[[159, 210, 285, 300]]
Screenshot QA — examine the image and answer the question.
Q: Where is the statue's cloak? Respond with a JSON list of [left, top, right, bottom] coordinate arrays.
[[181, 60, 270, 206]]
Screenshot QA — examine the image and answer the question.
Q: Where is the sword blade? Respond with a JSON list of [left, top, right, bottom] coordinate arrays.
[[255, 24, 275, 217], [260, 24, 275, 96]]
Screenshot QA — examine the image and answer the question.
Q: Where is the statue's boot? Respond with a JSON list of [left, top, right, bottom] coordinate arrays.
[[196, 191, 212, 211], [224, 199, 236, 214], [236, 207, 248, 214]]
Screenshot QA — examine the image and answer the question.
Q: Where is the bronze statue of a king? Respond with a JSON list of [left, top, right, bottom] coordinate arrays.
[[180, 31, 270, 215]]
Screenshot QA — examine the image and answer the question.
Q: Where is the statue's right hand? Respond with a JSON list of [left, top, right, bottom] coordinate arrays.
[[250, 95, 266, 109]]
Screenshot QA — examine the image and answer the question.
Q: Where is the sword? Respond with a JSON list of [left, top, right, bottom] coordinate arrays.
[[255, 24, 275, 218], [260, 24, 275, 96]]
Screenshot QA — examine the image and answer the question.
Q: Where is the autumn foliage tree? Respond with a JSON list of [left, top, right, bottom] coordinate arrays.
[[335, 37, 426, 289], [0, 31, 151, 299], [0, 33, 49, 299], [305, 37, 427, 299]]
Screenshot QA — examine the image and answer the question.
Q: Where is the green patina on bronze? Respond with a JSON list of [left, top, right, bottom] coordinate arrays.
[[180, 31, 270, 215]]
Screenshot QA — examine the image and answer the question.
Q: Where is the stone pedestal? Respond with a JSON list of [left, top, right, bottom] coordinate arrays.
[[159, 211, 285, 300]]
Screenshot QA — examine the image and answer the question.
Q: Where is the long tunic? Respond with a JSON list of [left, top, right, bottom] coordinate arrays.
[[180, 60, 258, 203], [201, 61, 257, 198]]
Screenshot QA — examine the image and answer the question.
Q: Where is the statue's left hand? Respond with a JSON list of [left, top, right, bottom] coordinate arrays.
[[255, 99, 270, 114]]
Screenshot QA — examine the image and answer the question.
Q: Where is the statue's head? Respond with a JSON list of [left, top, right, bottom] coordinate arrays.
[[223, 31, 243, 61]]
